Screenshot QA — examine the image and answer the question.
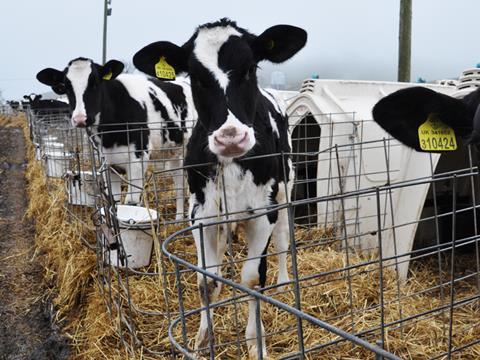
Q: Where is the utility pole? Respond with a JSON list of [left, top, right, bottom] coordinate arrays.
[[102, 0, 112, 65], [397, 0, 412, 82]]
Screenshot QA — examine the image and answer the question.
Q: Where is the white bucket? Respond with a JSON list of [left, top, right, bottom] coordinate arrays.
[[44, 150, 72, 178], [67, 171, 96, 206], [108, 205, 157, 269]]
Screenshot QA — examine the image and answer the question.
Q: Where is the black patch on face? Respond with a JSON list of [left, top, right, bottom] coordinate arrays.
[[188, 34, 258, 137]]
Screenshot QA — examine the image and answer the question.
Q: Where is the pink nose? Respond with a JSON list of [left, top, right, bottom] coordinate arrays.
[[214, 126, 249, 155], [72, 115, 87, 127]]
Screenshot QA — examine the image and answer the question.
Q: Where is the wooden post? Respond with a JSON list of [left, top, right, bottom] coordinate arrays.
[[398, 0, 412, 82]]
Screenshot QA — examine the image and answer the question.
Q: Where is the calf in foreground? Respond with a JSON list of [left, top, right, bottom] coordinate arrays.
[[37, 58, 196, 215], [134, 18, 306, 357]]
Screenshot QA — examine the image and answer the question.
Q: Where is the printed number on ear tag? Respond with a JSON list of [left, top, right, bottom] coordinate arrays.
[[418, 114, 457, 151], [103, 71, 113, 80], [155, 56, 175, 80]]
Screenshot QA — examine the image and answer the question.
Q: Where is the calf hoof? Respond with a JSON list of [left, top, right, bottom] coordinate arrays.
[[195, 326, 213, 354], [247, 343, 268, 359], [175, 213, 184, 221], [276, 273, 290, 293]]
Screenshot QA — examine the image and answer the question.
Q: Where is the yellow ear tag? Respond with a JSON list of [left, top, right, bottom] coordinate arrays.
[[103, 70, 113, 80], [418, 114, 457, 151], [155, 56, 176, 80]]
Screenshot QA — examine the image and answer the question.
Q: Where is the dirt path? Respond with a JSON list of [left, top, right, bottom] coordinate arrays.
[[0, 127, 69, 360]]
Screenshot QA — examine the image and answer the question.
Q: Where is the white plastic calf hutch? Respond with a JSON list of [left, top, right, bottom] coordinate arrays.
[[286, 79, 462, 280]]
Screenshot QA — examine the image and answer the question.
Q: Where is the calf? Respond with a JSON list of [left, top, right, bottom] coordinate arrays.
[[134, 18, 306, 358], [23, 93, 69, 111], [36, 58, 196, 215], [372, 86, 480, 151], [6, 100, 20, 112]]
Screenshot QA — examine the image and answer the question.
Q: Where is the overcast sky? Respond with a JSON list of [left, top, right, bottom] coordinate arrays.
[[1, 0, 479, 101]]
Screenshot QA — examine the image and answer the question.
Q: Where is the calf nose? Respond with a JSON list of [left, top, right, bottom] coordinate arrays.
[[214, 126, 248, 146], [72, 115, 87, 127], [220, 126, 238, 138], [213, 125, 250, 157]]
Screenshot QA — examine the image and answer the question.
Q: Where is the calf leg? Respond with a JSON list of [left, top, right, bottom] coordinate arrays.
[[166, 158, 185, 220], [242, 215, 274, 359], [192, 203, 227, 352], [124, 157, 145, 205], [271, 207, 290, 290]]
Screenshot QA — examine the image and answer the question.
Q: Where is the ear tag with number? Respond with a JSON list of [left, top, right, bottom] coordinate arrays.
[[103, 70, 113, 80], [155, 56, 175, 80], [418, 114, 457, 151]]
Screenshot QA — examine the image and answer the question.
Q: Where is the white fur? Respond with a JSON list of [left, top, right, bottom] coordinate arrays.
[[208, 110, 256, 158], [66, 59, 91, 120], [194, 26, 241, 91], [268, 113, 280, 137], [102, 144, 146, 204]]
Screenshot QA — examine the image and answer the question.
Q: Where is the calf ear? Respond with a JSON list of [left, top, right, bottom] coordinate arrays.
[[37, 68, 64, 87], [372, 87, 472, 152], [133, 41, 188, 80], [253, 25, 307, 63], [100, 59, 124, 80]]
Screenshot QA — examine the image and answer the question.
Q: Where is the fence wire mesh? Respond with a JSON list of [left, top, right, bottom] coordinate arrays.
[[23, 105, 480, 359]]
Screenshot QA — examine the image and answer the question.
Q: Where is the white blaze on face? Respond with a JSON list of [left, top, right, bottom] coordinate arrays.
[[66, 59, 92, 119], [194, 25, 241, 91]]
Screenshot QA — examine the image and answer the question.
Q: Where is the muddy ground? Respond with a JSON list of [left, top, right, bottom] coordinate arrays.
[[0, 127, 69, 360]]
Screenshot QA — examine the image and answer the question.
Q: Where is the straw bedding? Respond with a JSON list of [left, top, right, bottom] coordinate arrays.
[[11, 110, 480, 359]]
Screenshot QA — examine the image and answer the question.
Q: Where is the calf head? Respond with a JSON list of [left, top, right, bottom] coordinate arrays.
[[23, 93, 42, 108], [36, 58, 124, 127], [134, 18, 307, 160]]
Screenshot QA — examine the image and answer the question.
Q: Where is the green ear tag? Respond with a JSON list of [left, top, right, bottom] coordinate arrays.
[[266, 39, 275, 50], [155, 56, 176, 80], [103, 70, 113, 80], [418, 114, 457, 151]]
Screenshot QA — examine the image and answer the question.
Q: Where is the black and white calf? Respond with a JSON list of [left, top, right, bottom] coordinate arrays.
[[372, 86, 480, 150], [134, 19, 306, 358], [36, 58, 196, 214], [23, 93, 69, 112]]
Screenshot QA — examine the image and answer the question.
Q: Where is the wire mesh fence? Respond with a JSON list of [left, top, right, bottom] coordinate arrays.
[[21, 103, 480, 358]]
